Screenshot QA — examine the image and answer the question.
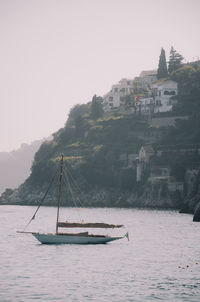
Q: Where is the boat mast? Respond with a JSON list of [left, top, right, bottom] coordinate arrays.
[[56, 154, 64, 234]]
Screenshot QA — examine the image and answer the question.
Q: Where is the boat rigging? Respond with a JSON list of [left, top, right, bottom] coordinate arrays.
[[19, 155, 129, 244]]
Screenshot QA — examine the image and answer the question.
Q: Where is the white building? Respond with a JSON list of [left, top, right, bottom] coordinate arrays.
[[102, 75, 177, 115], [151, 80, 178, 113], [103, 78, 134, 112], [136, 97, 155, 115], [148, 167, 171, 184], [138, 145, 155, 163]]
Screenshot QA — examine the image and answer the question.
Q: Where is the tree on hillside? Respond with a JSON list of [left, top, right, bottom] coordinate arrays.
[[168, 46, 184, 74], [75, 114, 88, 136], [170, 64, 195, 95], [90, 95, 103, 119], [67, 104, 90, 126], [157, 48, 168, 79], [170, 62, 200, 94]]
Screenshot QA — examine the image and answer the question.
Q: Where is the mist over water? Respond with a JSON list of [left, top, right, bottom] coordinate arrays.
[[1, 206, 200, 302]]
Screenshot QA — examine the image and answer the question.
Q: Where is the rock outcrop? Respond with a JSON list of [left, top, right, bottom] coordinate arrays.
[[193, 200, 200, 221]]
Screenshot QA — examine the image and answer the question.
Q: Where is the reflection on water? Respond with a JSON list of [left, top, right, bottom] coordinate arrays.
[[1, 205, 200, 302]]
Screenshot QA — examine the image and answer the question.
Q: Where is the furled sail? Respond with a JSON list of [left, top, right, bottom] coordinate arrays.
[[57, 222, 123, 228]]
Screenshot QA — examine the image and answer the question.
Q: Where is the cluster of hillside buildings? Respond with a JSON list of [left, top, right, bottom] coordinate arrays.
[[102, 70, 178, 115], [119, 143, 200, 196], [102, 70, 200, 199]]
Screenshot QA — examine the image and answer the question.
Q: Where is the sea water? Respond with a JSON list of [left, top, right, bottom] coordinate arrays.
[[1, 205, 200, 302]]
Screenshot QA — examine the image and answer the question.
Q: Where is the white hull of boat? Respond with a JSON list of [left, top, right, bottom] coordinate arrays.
[[32, 233, 123, 245]]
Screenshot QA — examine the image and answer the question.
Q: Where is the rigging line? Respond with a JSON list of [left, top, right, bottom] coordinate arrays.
[[62, 169, 82, 222], [62, 162, 85, 204], [63, 169, 85, 207], [23, 164, 60, 231], [63, 171, 82, 223], [63, 162, 93, 207], [69, 173, 93, 208], [62, 163, 94, 224], [64, 178, 85, 209], [62, 163, 112, 226], [62, 168, 82, 209], [65, 162, 92, 191]]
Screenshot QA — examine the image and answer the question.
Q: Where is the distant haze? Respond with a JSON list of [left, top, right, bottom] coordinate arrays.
[[0, 0, 200, 151], [0, 139, 43, 194]]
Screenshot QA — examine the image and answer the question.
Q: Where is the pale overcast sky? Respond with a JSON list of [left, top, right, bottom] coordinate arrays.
[[0, 0, 200, 151]]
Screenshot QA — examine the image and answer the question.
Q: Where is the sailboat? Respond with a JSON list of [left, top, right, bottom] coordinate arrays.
[[20, 155, 128, 244]]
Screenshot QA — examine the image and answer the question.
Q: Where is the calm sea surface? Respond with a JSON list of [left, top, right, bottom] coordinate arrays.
[[1, 205, 200, 302]]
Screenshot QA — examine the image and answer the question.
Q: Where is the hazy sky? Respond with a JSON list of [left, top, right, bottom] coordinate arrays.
[[0, 0, 200, 151]]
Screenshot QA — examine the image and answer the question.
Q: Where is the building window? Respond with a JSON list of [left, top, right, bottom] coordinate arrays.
[[156, 100, 161, 106], [164, 90, 176, 95], [114, 88, 118, 92], [109, 96, 113, 101]]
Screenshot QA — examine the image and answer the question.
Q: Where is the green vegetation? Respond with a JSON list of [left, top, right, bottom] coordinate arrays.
[[28, 102, 148, 196], [90, 95, 103, 119], [170, 63, 200, 115], [168, 46, 184, 74], [51, 156, 83, 163], [165, 61, 200, 145], [157, 48, 168, 79]]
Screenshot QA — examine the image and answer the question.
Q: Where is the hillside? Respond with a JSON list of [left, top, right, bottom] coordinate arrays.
[[1, 61, 200, 212], [1, 111, 150, 206]]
